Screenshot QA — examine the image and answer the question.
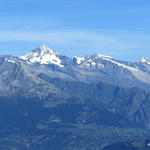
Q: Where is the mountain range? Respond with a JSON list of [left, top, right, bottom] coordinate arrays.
[[1, 44, 150, 149]]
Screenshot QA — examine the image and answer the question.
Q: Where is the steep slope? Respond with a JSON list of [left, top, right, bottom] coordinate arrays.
[[1, 45, 150, 129], [19, 45, 150, 89], [0, 55, 67, 99], [1, 45, 150, 149], [38, 77, 150, 129], [1, 45, 150, 128], [20, 44, 64, 67]]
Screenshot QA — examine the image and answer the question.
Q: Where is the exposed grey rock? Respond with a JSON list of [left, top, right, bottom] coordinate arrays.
[[1, 45, 150, 149]]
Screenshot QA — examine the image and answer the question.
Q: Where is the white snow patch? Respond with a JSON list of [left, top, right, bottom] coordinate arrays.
[[139, 57, 150, 64], [140, 57, 147, 63], [91, 62, 96, 66], [92, 53, 112, 59], [20, 44, 64, 67], [102, 57, 150, 84], [74, 56, 85, 64], [87, 59, 92, 62], [97, 63, 104, 68], [5, 59, 15, 63]]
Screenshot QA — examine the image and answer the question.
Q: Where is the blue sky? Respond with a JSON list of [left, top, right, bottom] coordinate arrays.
[[0, 0, 150, 61]]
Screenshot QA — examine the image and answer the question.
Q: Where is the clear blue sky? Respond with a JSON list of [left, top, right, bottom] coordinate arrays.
[[0, 0, 150, 61]]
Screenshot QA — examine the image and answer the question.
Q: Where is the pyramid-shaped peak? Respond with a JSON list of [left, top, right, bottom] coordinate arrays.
[[33, 44, 59, 55], [39, 44, 49, 50], [38, 44, 52, 51], [140, 57, 150, 64], [20, 44, 63, 67]]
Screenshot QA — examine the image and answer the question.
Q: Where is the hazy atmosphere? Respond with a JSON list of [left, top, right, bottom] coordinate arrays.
[[1, 1, 150, 150]]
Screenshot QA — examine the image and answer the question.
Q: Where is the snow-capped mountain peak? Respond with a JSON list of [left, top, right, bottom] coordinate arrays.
[[20, 44, 64, 67], [74, 56, 85, 64], [33, 44, 58, 56], [140, 57, 150, 64]]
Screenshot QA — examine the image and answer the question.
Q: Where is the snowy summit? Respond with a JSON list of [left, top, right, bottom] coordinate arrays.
[[20, 44, 64, 67], [140, 57, 150, 64]]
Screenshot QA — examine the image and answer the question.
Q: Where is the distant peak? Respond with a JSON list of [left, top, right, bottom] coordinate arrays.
[[74, 56, 85, 64], [33, 44, 58, 55], [38, 44, 51, 51], [139, 57, 150, 64], [20, 45, 63, 67], [39, 44, 49, 50], [140, 57, 147, 63]]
